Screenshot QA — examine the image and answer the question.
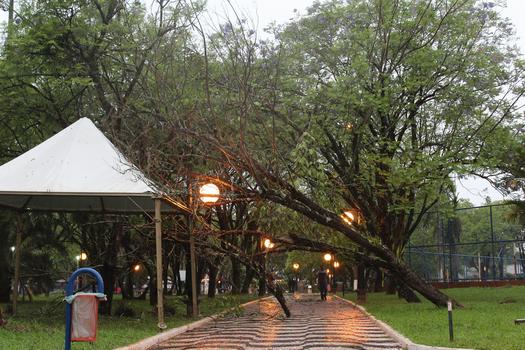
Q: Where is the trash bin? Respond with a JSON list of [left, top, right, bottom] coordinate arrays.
[[71, 294, 99, 342]]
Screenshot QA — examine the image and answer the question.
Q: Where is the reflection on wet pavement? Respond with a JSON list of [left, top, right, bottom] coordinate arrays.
[[153, 294, 402, 350]]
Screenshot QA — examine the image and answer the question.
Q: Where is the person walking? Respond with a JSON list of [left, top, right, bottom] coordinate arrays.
[[317, 265, 328, 301]]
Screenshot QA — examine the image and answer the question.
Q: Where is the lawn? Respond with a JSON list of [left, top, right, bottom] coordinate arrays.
[[0, 293, 257, 350], [342, 286, 525, 350]]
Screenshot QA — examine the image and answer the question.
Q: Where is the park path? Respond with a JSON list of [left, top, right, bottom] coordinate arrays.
[[151, 294, 402, 350]]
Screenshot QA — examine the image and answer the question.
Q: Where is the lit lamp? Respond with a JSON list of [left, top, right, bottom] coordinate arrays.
[[341, 210, 355, 225], [199, 183, 220, 204], [324, 253, 332, 262], [264, 238, 275, 249], [339, 209, 361, 225], [133, 264, 141, 272], [334, 261, 340, 268], [293, 263, 300, 270]]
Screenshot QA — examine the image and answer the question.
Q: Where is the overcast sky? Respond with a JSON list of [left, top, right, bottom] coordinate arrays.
[[2, 0, 524, 205]]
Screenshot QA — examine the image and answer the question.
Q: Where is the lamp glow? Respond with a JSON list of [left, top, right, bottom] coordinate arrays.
[[134, 264, 141, 272], [264, 238, 273, 249], [341, 210, 355, 225], [324, 253, 332, 262], [293, 263, 300, 270], [334, 261, 340, 268], [80, 252, 88, 261], [199, 183, 220, 203]]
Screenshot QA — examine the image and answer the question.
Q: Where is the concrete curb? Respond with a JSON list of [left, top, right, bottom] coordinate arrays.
[[334, 295, 474, 350], [114, 296, 273, 350]]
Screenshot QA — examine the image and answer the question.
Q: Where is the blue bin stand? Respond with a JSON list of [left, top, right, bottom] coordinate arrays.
[[64, 268, 104, 350]]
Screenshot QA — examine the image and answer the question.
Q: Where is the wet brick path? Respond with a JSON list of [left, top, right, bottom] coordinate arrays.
[[152, 294, 402, 350]]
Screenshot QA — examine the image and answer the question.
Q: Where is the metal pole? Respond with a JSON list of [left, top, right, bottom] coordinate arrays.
[[189, 186, 199, 317], [514, 255, 518, 279], [155, 198, 166, 329], [12, 217, 22, 316], [448, 300, 454, 341], [490, 205, 496, 279], [478, 252, 481, 281]]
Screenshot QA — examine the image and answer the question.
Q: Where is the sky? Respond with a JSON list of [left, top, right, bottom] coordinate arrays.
[[2, 0, 524, 205]]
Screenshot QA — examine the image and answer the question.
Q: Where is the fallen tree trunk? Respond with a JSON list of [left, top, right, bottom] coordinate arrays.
[[284, 233, 460, 308]]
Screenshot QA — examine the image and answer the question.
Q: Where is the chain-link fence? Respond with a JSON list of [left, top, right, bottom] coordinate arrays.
[[406, 203, 525, 282]]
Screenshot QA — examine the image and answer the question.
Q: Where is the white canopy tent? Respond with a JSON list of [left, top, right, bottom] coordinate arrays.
[[0, 117, 176, 326], [0, 117, 175, 213]]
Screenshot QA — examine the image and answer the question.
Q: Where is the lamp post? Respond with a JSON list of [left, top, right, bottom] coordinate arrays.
[[333, 261, 340, 293], [324, 253, 332, 288], [292, 263, 299, 293], [259, 238, 274, 296], [188, 182, 220, 317], [75, 253, 88, 289]]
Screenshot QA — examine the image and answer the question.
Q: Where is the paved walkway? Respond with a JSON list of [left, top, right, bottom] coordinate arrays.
[[152, 294, 402, 350]]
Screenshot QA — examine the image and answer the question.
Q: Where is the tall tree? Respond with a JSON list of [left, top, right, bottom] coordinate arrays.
[[183, 0, 524, 307]]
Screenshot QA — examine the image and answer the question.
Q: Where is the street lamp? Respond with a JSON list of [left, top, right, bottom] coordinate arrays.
[[292, 263, 300, 293], [133, 264, 141, 272], [324, 253, 332, 262], [10, 246, 15, 253], [341, 208, 361, 225], [188, 182, 221, 317], [199, 183, 220, 203], [333, 261, 340, 293], [264, 238, 275, 249]]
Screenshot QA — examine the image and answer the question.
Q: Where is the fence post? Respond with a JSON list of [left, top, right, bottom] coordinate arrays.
[[478, 252, 481, 281], [490, 205, 496, 280]]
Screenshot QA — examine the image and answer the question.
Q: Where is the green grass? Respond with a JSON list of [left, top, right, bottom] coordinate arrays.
[[342, 286, 525, 350], [0, 293, 257, 350]]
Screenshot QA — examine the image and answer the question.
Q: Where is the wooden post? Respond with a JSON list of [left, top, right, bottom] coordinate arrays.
[[155, 198, 166, 329], [189, 185, 199, 317], [12, 217, 22, 316]]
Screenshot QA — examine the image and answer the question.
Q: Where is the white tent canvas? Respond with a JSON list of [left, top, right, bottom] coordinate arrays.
[[0, 117, 173, 213]]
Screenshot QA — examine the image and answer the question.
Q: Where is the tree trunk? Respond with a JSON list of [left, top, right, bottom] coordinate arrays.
[[241, 265, 255, 294], [397, 282, 421, 303], [356, 263, 366, 304], [231, 257, 241, 294], [122, 268, 134, 299], [0, 255, 10, 303], [373, 268, 383, 292], [384, 273, 397, 294], [149, 275, 157, 306], [208, 263, 218, 298], [100, 262, 116, 315], [264, 275, 290, 317]]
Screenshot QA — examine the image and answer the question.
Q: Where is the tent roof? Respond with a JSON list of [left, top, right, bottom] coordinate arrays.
[[0, 118, 174, 213]]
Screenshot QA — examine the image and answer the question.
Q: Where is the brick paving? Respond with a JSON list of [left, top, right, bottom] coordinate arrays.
[[151, 294, 402, 350]]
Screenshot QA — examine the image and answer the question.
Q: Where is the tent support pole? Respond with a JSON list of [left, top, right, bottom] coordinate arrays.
[[155, 199, 165, 329], [12, 216, 22, 316]]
